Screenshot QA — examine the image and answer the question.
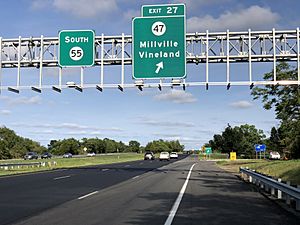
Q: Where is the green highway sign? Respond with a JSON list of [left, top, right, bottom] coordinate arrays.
[[205, 147, 212, 154], [132, 4, 186, 79], [142, 4, 185, 17], [59, 30, 95, 67]]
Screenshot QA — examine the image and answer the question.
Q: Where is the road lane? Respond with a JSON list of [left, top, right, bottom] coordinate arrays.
[[3, 156, 299, 225], [13, 158, 193, 225], [0, 157, 179, 225], [172, 160, 299, 225]]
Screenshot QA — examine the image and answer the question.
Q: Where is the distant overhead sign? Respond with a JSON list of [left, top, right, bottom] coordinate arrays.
[[205, 147, 212, 154], [255, 144, 266, 152], [59, 30, 95, 67], [132, 4, 186, 79]]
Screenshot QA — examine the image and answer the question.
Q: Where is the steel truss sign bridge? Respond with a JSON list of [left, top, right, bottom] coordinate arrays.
[[0, 4, 299, 93]]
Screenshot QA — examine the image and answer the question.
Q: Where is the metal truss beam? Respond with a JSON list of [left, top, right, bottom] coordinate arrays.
[[0, 29, 299, 92]]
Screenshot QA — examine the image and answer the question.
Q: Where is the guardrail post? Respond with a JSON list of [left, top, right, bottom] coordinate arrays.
[[260, 180, 264, 189], [297, 185, 300, 211], [277, 178, 282, 199], [271, 185, 275, 196], [240, 168, 244, 180], [249, 175, 252, 183], [264, 183, 269, 192], [285, 181, 291, 205]]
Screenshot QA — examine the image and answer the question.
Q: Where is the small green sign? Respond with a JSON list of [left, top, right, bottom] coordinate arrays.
[[142, 4, 185, 17], [205, 147, 212, 154], [59, 30, 95, 67]]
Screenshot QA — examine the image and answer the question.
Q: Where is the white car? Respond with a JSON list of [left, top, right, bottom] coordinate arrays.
[[170, 152, 178, 159], [87, 152, 96, 157], [269, 151, 280, 160], [159, 152, 170, 161]]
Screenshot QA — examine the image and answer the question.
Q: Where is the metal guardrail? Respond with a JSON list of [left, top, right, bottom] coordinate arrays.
[[0, 161, 57, 170], [240, 167, 300, 211]]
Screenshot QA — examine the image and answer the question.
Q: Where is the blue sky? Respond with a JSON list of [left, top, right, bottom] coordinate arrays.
[[0, 0, 299, 150]]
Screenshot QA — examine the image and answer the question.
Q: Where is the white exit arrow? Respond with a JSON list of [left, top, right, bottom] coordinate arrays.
[[155, 62, 164, 74]]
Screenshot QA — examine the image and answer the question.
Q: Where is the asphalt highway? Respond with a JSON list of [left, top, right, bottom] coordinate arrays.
[[0, 156, 298, 225]]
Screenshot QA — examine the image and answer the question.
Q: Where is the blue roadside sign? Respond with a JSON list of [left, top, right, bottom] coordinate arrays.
[[255, 144, 266, 152]]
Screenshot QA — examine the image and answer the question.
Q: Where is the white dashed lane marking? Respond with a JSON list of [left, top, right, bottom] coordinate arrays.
[[78, 191, 99, 200], [53, 175, 71, 180]]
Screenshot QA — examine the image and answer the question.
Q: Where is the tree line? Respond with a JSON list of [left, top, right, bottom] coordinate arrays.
[[0, 127, 47, 159], [208, 62, 299, 159], [208, 124, 266, 158], [0, 127, 184, 159]]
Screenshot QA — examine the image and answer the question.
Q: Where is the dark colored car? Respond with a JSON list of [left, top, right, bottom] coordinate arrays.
[[24, 152, 38, 160], [144, 151, 155, 160], [41, 152, 52, 159]]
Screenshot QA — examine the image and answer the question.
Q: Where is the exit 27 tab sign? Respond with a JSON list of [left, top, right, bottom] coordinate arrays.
[[132, 4, 186, 79]]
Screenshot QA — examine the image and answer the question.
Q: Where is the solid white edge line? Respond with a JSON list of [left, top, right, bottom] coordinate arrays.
[[164, 163, 197, 225], [53, 175, 71, 180], [132, 175, 140, 180], [78, 191, 99, 200]]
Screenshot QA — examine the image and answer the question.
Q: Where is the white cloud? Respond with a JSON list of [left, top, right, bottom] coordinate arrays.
[[152, 132, 181, 138], [0, 110, 11, 115], [0, 96, 42, 106], [31, 0, 52, 10], [123, 9, 139, 21], [229, 100, 253, 109], [137, 116, 195, 128], [187, 5, 280, 32], [172, 0, 232, 10], [154, 90, 197, 104], [31, 130, 54, 134], [67, 130, 88, 135], [53, 0, 118, 19], [10, 122, 122, 132]]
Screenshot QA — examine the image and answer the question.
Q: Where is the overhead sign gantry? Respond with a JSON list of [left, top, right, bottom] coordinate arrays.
[[0, 3, 299, 93]]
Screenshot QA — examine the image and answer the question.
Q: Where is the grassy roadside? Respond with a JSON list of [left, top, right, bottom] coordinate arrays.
[[0, 153, 143, 177], [217, 159, 300, 185]]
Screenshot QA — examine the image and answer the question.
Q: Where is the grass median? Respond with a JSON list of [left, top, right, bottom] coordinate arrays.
[[0, 153, 143, 177], [217, 159, 300, 185]]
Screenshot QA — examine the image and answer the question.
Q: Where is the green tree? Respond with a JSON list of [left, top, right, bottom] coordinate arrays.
[[0, 127, 46, 159], [145, 139, 184, 153], [0, 140, 11, 159], [208, 124, 265, 158], [209, 134, 224, 152], [251, 62, 300, 158], [52, 138, 81, 155], [129, 140, 141, 153], [266, 127, 281, 152], [239, 124, 266, 158], [167, 140, 184, 152], [103, 138, 118, 153], [221, 125, 243, 154], [81, 138, 106, 153]]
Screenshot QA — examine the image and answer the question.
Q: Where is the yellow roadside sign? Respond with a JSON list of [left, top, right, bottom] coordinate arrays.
[[230, 152, 237, 160]]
